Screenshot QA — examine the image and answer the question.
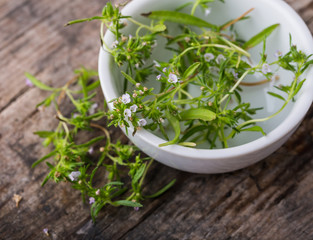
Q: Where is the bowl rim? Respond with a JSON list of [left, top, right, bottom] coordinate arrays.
[[98, 0, 313, 160]]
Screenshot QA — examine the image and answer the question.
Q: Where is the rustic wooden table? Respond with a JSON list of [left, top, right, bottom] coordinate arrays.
[[1, 0, 313, 239]]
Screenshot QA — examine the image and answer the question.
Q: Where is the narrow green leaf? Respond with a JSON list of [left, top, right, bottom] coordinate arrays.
[[32, 150, 58, 168], [179, 125, 208, 143], [151, 24, 167, 32], [143, 11, 217, 29], [159, 111, 181, 147], [104, 181, 124, 187], [178, 142, 197, 147], [145, 179, 176, 198], [33, 131, 54, 138], [75, 136, 105, 148], [65, 16, 106, 26], [41, 174, 51, 187], [241, 126, 266, 136], [267, 91, 285, 101], [115, 200, 143, 207], [301, 59, 313, 73], [121, 71, 137, 85], [183, 62, 201, 79], [25, 73, 57, 91], [180, 108, 216, 121], [242, 24, 279, 50], [292, 79, 306, 97], [133, 164, 146, 184], [159, 123, 169, 141]]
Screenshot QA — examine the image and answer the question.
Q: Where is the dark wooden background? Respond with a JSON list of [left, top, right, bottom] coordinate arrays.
[[1, 0, 313, 239]]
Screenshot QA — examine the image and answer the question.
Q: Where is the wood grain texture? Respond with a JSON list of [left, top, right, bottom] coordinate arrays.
[[0, 0, 312, 239]]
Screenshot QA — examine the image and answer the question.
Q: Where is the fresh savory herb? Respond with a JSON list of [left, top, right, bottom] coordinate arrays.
[[66, 0, 313, 149], [28, 68, 175, 221], [30, 0, 313, 221]]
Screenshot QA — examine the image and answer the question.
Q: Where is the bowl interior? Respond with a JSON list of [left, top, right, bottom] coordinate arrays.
[[100, 0, 313, 149]]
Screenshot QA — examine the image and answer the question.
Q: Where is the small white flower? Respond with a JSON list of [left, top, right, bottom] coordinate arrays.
[[43, 228, 49, 236], [112, 40, 118, 48], [142, 41, 147, 46], [130, 104, 138, 112], [185, 37, 191, 42], [121, 93, 131, 104], [135, 63, 140, 69], [156, 74, 161, 80], [205, 8, 212, 16], [124, 108, 132, 118], [25, 78, 33, 87], [162, 67, 167, 73], [89, 197, 95, 205], [274, 50, 283, 58], [204, 53, 214, 62], [96, 189, 100, 195], [136, 83, 141, 88], [68, 171, 81, 181], [129, 34, 133, 39], [262, 63, 271, 74], [159, 118, 164, 123], [88, 147, 94, 155], [73, 113, 79, 118], [139, 90, 144, 95], [89, 103, 98, 115], [138, 119, 147, 127], [153, 60, 160, 67], [133, 93, 138, 98], [168, 73, 178, 84], [216, 54, 226, 64]]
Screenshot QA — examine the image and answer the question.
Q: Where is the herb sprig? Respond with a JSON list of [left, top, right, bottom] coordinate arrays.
[[28, 68, 175, 221], [66, 0, 313, 149]]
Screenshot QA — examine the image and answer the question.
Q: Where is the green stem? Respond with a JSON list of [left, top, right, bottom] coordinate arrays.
[[219, 68, 253, 105], [139, 159, 154, 187], [227, 74, 300, 139]]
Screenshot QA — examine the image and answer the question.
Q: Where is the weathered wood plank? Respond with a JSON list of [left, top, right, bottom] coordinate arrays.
[[0, 0, 313, 240]]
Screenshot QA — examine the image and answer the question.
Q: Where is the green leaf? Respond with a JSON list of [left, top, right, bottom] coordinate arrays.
[[32, 150, 58, 168], [143, 11, 217, 29], [121, 71, 137, 85], [180, 108, 216, 121], [179, 125, 208, 143], [242, 24, 279, 50], [75, 136, 105, 148], [267, 91, 285, 101], [292, 79, 306, 98], [25, 73, 57, 91], [159, 111, 181, 147], [34, 131, 55, 138], [241, 126, 266, 136], [301, 59, 313, 73], [178, 142, 197, 147], [41, 174, 51, 187], [145, 179, 176, 198], [151, 24, 167, 32], [133, 164, 146, 184], [183, 62, 201, 79], [104, 181, 124, 187], [114, 200, 143, 207], [65, 16, 106, 26]]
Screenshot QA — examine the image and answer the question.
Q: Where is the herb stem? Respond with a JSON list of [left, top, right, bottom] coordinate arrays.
[[219, 68, 253, 104]]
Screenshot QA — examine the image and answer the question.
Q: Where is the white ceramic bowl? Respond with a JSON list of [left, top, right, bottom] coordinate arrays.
[[99, 0, 313, 173]]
